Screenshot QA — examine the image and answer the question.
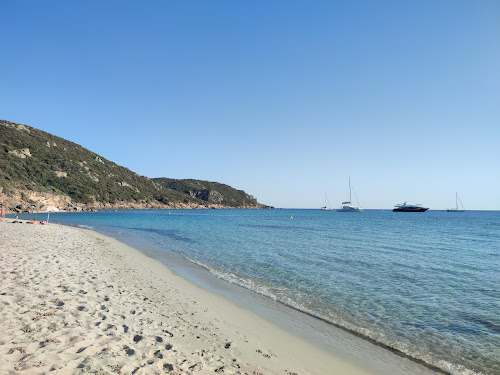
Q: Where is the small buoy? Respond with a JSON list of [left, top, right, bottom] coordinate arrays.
[[290, 216, 293, 219], [169, 212, 171, 215]]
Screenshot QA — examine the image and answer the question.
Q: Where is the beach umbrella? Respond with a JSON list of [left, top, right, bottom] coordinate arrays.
[[40, 205, 59, 224]]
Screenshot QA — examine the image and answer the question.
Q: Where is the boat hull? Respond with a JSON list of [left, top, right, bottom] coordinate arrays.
[[393, 208, 428, 212]]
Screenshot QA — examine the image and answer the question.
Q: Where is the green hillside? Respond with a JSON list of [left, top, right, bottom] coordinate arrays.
[[0, 120, 263, 211]]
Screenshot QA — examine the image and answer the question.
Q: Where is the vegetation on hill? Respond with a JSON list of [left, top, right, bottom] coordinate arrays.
[[153, 178, 260, 208], [0, 120, 264, 211]]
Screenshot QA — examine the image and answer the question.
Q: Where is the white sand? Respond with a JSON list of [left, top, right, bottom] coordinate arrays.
[[0, 220, 374, 374]]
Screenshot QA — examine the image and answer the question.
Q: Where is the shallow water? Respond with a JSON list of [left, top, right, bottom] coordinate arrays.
[[23, 209, 500, 374]]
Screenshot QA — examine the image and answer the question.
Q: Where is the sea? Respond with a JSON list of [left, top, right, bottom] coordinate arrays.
[[19, 209, 500, 374]]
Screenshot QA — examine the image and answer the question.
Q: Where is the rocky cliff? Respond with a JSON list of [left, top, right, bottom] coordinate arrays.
[[153, 178, 262, 208]]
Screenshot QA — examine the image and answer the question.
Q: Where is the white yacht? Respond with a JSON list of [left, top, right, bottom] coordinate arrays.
[[321, 193, 333, 210], [337, 178, 364, 212]]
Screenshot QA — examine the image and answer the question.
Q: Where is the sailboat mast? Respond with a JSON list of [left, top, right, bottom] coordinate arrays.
[[349, 177, 352, 203], [456, 192, 458, 210]]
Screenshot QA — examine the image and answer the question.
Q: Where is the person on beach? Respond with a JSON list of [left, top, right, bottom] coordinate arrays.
[[1, 205, 5, 221], [33, 218, 39, 225]]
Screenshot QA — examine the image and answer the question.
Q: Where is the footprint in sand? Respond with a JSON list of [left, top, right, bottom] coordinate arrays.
[[163, 363, 174, 371], [163, 329, 174, 337], [123, 346, 135, 356], [133, 335, 143, 343]]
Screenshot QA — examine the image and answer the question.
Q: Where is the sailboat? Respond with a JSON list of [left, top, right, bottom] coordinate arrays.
[[321, 193, 333, 210], [336, 178, 364, 212], [446, 192, 465, 212]]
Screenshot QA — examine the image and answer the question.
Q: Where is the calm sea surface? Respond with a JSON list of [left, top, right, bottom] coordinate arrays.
[[24, 209, 500, 374]]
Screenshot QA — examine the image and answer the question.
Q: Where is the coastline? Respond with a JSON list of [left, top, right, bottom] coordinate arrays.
[[0, 219, 373, 374]]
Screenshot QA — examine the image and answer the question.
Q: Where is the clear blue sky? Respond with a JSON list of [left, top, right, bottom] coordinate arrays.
[[1, 1, 499, 209]]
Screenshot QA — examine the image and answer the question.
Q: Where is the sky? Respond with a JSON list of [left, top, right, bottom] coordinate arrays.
[[1, 1, 499, 209]]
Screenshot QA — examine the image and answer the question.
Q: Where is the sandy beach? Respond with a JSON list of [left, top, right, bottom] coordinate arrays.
[[0, 220, 375, 375]]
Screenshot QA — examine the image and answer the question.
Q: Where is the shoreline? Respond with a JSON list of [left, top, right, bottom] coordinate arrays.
[[1, 219, 374, 374], [137, 242, 444, 375]]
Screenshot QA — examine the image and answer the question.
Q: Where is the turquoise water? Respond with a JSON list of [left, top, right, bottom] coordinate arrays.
[[22, 209, 500, 374]]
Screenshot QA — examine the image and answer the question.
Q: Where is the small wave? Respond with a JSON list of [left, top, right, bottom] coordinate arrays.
[[78, 224, 94, 229], [182, 256, 487, 375]]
